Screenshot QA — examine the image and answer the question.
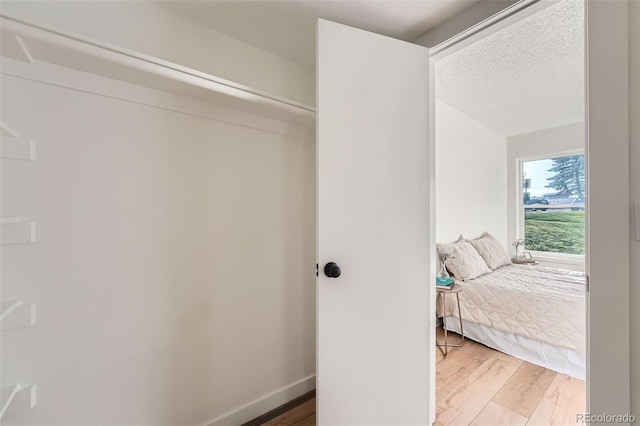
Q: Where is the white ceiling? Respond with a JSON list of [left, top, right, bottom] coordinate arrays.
[[435, 0, 584, 137], [151, 0, 480, 68], [152, 0, 583, 138]]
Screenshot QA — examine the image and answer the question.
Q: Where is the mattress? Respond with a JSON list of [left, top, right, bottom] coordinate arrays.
[[438, 264, 586, 353]]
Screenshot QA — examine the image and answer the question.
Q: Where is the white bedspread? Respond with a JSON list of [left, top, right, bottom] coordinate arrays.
[[439, 264, 585, 353]]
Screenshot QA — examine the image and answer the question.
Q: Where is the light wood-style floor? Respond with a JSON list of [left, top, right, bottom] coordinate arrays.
[[261, 329, 585, 426], [434, 329, 585, 425]]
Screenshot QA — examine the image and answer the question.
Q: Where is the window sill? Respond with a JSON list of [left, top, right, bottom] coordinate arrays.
[[530, 252, 585, 271]]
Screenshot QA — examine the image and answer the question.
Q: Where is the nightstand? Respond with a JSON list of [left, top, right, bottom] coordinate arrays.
[[436, 283, 464, 356]]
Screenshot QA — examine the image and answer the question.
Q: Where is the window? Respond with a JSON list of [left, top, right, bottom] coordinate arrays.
[[521, 154, 585, 255]]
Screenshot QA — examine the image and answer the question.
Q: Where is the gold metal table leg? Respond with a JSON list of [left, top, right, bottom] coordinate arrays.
[[436, 289, 464, 356]]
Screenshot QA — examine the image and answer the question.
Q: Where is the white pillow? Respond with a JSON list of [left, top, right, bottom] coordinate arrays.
[[436, 236, 491, 281], [467, 232, 512, 270]]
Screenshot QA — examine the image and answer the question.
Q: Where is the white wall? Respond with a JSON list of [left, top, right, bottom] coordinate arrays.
[[0, 1, 315, 106], [0, 61, 315, 424], [435, 99, 508, 248], [506, 123, 585, 271], [0, 2, 318, 423], [629, 0, 639, 416]]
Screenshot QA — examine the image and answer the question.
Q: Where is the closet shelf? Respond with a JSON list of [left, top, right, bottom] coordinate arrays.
[[0, 14, 316, 128]]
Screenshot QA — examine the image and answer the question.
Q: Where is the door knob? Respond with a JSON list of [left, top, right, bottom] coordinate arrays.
[[324, 262, 341, 278]]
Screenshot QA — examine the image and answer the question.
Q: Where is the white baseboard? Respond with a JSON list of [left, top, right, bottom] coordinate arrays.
[[201, 375, 316, 426]]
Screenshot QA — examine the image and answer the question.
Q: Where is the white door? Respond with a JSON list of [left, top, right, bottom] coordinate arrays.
[[316, 20, 433, 425]]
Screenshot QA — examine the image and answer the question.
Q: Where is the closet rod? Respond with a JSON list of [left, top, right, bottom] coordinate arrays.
[[0, 14, 316, 126]]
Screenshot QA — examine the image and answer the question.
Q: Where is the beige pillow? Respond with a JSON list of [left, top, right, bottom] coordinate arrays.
[[436, 236, 491, 281], [467, 232, 512, 270]]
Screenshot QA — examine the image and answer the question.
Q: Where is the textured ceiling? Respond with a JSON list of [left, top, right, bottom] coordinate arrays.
[[436, 0, 584, 137], [151, 0, 480, 68]]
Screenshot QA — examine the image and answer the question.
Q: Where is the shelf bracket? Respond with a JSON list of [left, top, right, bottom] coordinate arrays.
[[0, 385, 36, 419], [0, 300, 22, 322], [1, 301, 36, 330], [1, 220, 36, 245], [1, 135, 36, 161], [0, 385, 20, 419], [15, 35, 34, 64], [0, 122, 20, 138]]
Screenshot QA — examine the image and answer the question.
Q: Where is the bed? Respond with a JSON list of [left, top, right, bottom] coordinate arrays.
[[437, 234, 586, 379]]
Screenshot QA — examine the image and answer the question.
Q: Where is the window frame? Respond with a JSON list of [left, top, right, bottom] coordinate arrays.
[[516, 149, 586, 262]]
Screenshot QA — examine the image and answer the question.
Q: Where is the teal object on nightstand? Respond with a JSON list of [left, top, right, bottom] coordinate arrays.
[[436, 277, 454, 285]]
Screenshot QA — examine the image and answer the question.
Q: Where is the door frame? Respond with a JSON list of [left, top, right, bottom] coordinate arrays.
[[427, 0, 631, 418]]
